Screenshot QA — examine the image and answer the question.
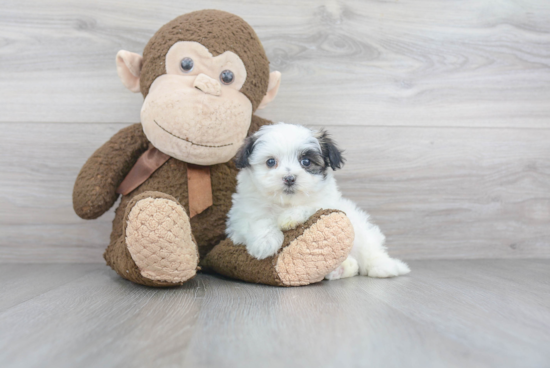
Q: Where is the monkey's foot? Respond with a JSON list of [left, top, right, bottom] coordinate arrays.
[[201, 209, 355, 286], [124, 192, 199, 284], [275, 209, 355, 286]]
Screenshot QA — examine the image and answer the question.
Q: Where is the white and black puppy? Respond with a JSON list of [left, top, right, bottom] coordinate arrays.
[[226, 123, 410, 279]]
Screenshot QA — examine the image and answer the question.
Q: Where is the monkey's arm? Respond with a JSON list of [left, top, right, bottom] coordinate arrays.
[[73, 123, 150, 219], [201, 209, 354, 286]]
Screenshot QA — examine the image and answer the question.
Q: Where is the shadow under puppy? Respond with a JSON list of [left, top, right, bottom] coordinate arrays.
[[226, 123, 410, 280]]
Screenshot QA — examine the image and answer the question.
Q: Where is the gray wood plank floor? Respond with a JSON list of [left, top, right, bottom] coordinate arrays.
[[1, 260, 549, 368]]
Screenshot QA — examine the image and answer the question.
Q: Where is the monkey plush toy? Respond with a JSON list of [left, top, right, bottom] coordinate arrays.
[[73, 9, 354, 287]]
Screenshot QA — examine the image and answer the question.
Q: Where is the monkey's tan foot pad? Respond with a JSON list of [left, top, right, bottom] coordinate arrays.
[[275, 209, 355, 286], [125, 197, 199, 283], [200, 209, 354, 287]]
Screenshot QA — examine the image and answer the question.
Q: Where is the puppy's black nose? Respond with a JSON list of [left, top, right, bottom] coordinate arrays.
[[283, 175, 296, 186]]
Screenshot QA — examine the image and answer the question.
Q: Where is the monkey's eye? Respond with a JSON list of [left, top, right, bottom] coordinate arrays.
[[301, 158, 311, 167], [180, 57, 194, 73], [266, 158, 277, 168], [220, 70, 235, 85]]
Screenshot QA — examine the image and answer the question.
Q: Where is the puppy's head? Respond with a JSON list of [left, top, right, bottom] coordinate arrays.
[[234, 123, 344, 198]]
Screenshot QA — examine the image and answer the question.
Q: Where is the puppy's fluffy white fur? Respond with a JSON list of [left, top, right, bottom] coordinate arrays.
[[226, 123, 410, 279]]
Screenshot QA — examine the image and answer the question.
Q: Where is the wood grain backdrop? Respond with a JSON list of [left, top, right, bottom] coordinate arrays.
[[1, 0, 549, 262]]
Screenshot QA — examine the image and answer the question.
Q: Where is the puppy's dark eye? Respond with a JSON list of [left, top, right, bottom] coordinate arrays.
[[220, 70, 234, 85], [301, 158, 311, 167], [180, 57, 194, 72], [266, 158, 276, 168]]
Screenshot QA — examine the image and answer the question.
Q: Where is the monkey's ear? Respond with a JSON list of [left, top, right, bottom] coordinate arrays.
[[116, 50, 143, 93], [257, 71, 281, 110], [234, 136, 257, 169]]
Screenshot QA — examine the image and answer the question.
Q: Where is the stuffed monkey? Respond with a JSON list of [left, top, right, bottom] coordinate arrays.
[[73, 10, 354, 287]]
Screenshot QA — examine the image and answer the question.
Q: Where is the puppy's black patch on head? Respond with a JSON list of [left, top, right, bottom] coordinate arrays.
[[317, 130, 345, 171], [300, 149, 326, 176], [234, 136, 257, 169]]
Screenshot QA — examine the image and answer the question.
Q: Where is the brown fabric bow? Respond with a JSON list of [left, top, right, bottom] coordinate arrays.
[[116, 146, 213, 218], [186, 164, 213, 218]]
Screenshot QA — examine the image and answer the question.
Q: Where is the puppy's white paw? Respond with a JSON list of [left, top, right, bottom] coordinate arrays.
[[366, 258, 410, 278], [246, 229, 285, 260], [325, 256, 359, 280], [277, 208, 314, 231]]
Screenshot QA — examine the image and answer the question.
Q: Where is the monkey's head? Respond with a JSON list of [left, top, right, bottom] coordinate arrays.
[[116, 10, 281, 165]]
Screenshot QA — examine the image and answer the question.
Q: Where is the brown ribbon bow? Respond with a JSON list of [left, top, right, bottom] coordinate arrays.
[[116, 146, 213, 218]]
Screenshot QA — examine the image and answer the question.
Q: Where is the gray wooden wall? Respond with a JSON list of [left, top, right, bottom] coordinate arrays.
[[1, 0, 549, 263]]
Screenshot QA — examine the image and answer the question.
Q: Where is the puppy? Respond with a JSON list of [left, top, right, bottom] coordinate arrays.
[[226, 123, 410, 279]]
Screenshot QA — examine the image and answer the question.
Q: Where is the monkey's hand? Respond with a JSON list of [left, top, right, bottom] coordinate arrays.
[[277, 206, 319, 231], [73, 124, 149, 220]]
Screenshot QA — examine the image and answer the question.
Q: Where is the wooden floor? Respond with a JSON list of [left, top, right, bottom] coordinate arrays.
[[0, 260, 548, 368]]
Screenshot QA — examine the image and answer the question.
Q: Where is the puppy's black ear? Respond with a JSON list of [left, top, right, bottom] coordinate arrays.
[[317, 130, 345, 170], [234, 136, 257, 169]]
